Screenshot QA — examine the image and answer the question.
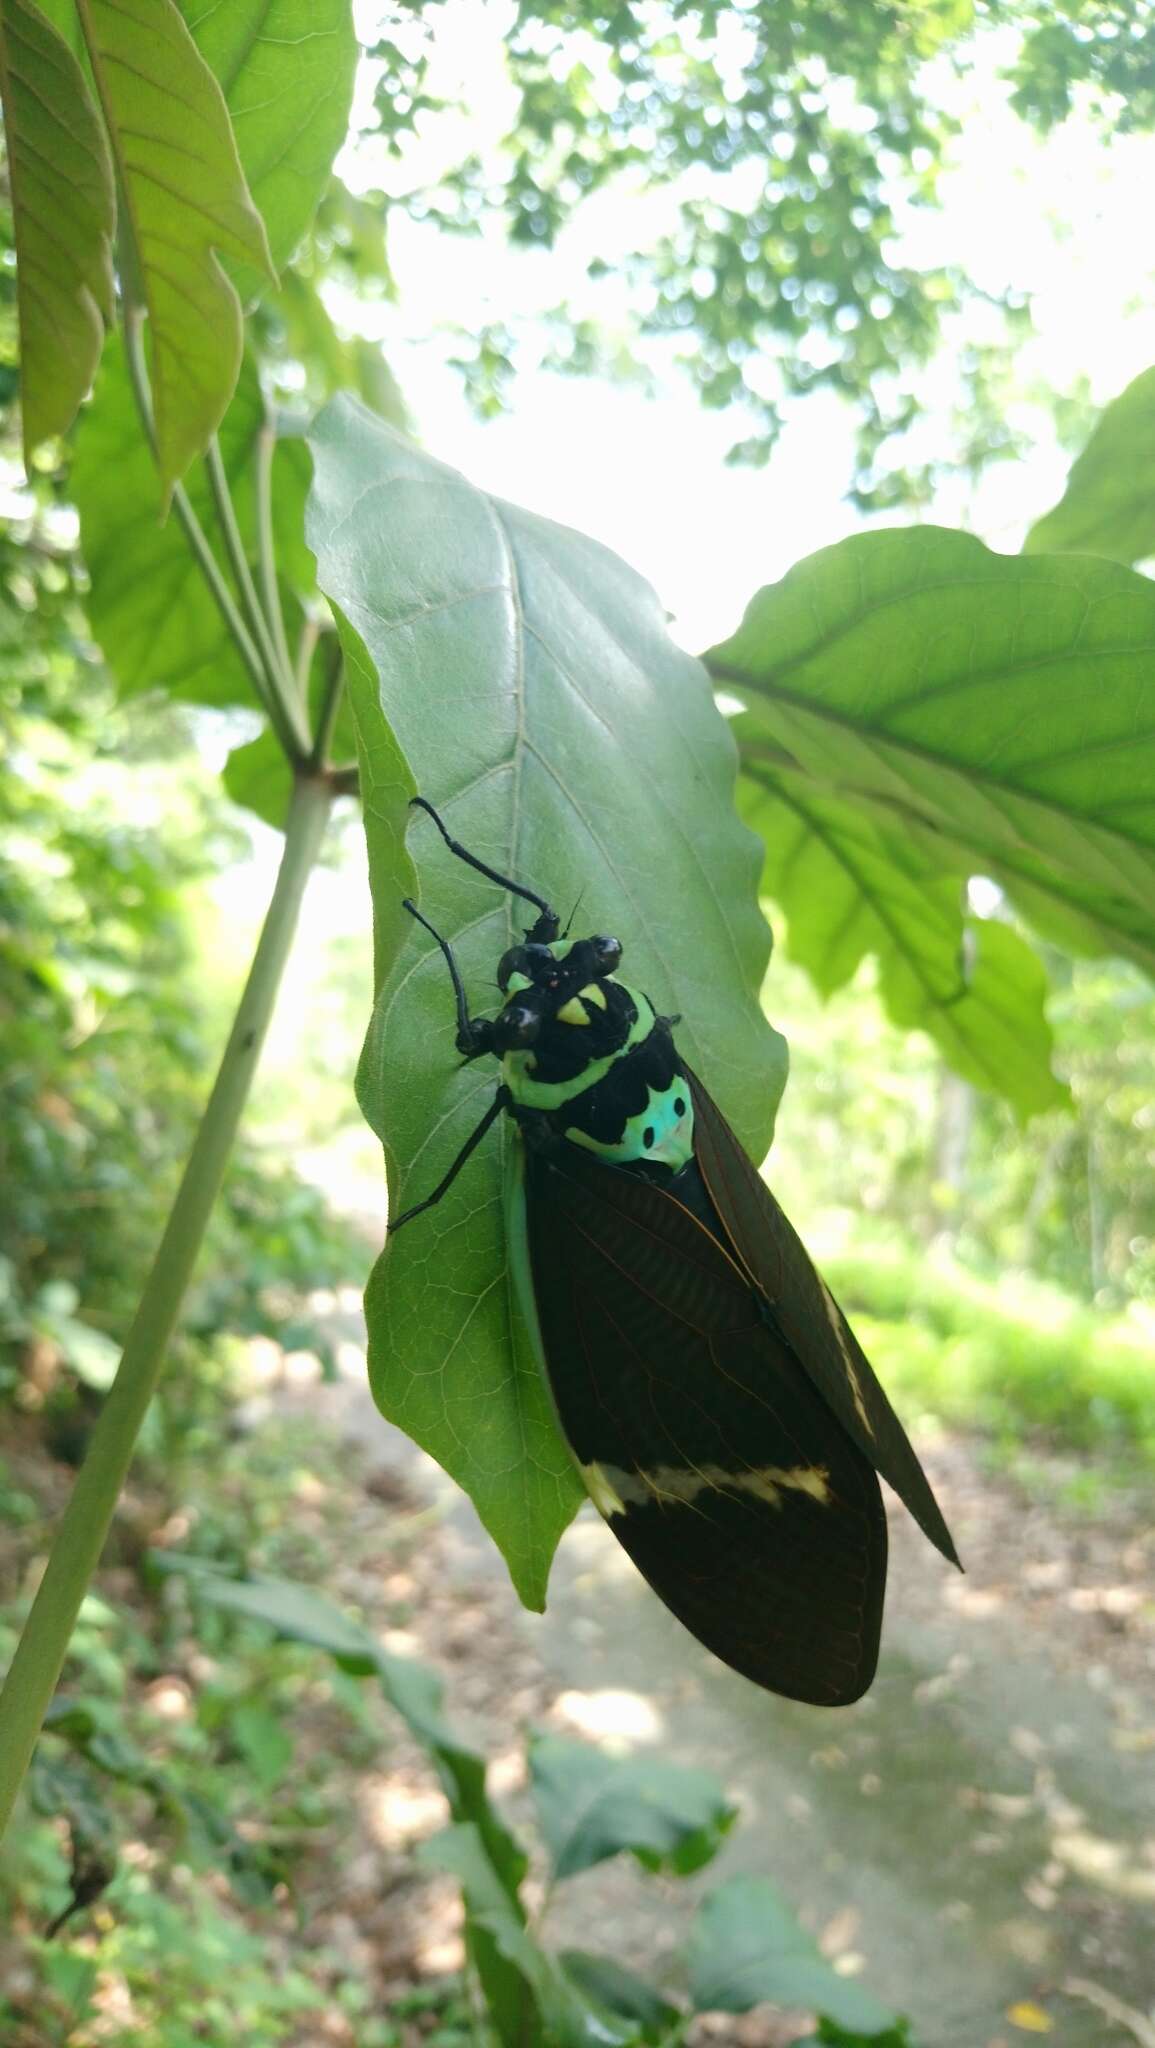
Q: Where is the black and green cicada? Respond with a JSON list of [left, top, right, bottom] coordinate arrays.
[[391, 798, 960, 1707]]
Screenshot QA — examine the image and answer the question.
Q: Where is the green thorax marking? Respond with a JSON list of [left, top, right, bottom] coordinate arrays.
[[503, 974, 695, 1173], [503, 981, 656, 1109]]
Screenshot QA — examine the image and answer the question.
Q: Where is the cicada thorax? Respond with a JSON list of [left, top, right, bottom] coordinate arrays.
[[502, 969, 697, 1174]]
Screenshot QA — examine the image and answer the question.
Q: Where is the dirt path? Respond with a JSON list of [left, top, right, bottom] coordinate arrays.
[[279, 1357, 1155, 2048]]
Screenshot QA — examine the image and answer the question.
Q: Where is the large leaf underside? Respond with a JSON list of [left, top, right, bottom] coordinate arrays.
[[308, 397, 783, 1607], [711, 526, 1155, 1108]]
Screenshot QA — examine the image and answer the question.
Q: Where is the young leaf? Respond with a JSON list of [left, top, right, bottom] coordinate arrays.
[[809, 2023, 914, 2048], [559, 1952, 681, 2045], [687, 1877, 897, 2037], [229, 1703, 292, 1792], [530, 1735, 737, 1880], [75, 0, 275, 495], [420, 1823, 642, 2048], [0, 0, 114, 467], [155, 1557, 526, 1898], [179, 0, 358, 280], [710, 528, 1155, 977], [738, 763, 1068, 1118], [153, 1556, 382, 1669], [75, 342, 310, 708], [1024, 365, 1155, 568], [306, 396, 785, 1611]]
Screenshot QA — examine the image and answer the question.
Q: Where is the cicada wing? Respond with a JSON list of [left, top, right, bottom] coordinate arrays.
[[525, 1143, 887, 1706], [686, 1070, 959, 1569]]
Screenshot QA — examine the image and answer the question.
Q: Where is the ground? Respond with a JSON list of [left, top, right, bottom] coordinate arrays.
[[270, 1341, 1155, 2048], [3, 1327, 1154, 2048]]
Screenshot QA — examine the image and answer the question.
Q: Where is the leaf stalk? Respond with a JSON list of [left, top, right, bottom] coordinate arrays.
[[204, 436, 310, 757], [255, 419, 298, 700]]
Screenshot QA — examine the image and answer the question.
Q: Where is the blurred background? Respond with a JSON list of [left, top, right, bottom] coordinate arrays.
[[3, 2, 1155, 2044]]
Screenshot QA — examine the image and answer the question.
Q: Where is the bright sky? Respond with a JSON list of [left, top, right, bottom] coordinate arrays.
[[326, 1, 1155, 646], [244, 2, 1155, 1158]]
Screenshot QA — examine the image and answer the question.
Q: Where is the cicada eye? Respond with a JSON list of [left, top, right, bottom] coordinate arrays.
[[590, 935, 622, 976], [500, 1001, 541, 1048]]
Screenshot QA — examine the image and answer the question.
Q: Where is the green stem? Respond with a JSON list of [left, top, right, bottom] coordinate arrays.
[[120, 311, 290, 750], [203, 439, 309, 758], [295, 615, 321, 698], [255, 420, 297, 701], [310, 635, 346, 770], [0, 777, 333, 1843]]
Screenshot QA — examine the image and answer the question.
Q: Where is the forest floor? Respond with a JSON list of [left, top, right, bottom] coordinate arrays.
[[257, 1324, 1155, 2048], [5, 1319, 1155, 2048]]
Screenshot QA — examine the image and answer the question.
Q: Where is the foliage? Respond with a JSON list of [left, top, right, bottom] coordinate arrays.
[[73, 342, 313, 710], [688, 1877, 895, 2037], [1025, 364, 1155, 567], [0, 1468, 305, 2039], [366, 2, 1155, 484], [712, 527, 1155, 990], [4, 11, 1155, 2034], [0, 0, 115, 465], [0, 589, 361, 1431], [771, 949, 1155, 1316], [144, 1557, 914, 2047], [824, 1233, 1155, 1471], [6, 1504, 907, 2045]]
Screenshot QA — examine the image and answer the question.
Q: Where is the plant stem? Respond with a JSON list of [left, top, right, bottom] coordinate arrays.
[[295, 615, 321, 697], [204, 438, 309, 757], [0, 776, 333, 1843], [310, 635, 346, 770], [255, 420, 298, 700]]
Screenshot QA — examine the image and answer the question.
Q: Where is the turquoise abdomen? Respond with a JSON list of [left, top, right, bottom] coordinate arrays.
[[568, 1075, 695, 1170]]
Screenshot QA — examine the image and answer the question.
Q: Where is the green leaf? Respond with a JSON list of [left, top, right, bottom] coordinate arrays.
[[75, 341, 310, 708], [306, 395, 784, 1611], [810, 2022, 914, 2048], [420, 1824, 642, 2048], [710, 527, 1155, 979], [34, 0, 354, 288], [154, 1557, 526, 1898], [559, 1953, 681, 2045], [76, 0, 274, 494], [154, 1557, 382, 1668], [530, 1736, 737, 1881], [0, 0, 114, 466], [222, 727, 294, 829], [687, 1877, 896, 2037], [738, 762, 1069, 1118], [175, 0, 357, 279], [1025, 366, 1155, 567], [229, 1702, 292, 1792], [329, 600, 416, 946], [373, 1641, 528, 1903]]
